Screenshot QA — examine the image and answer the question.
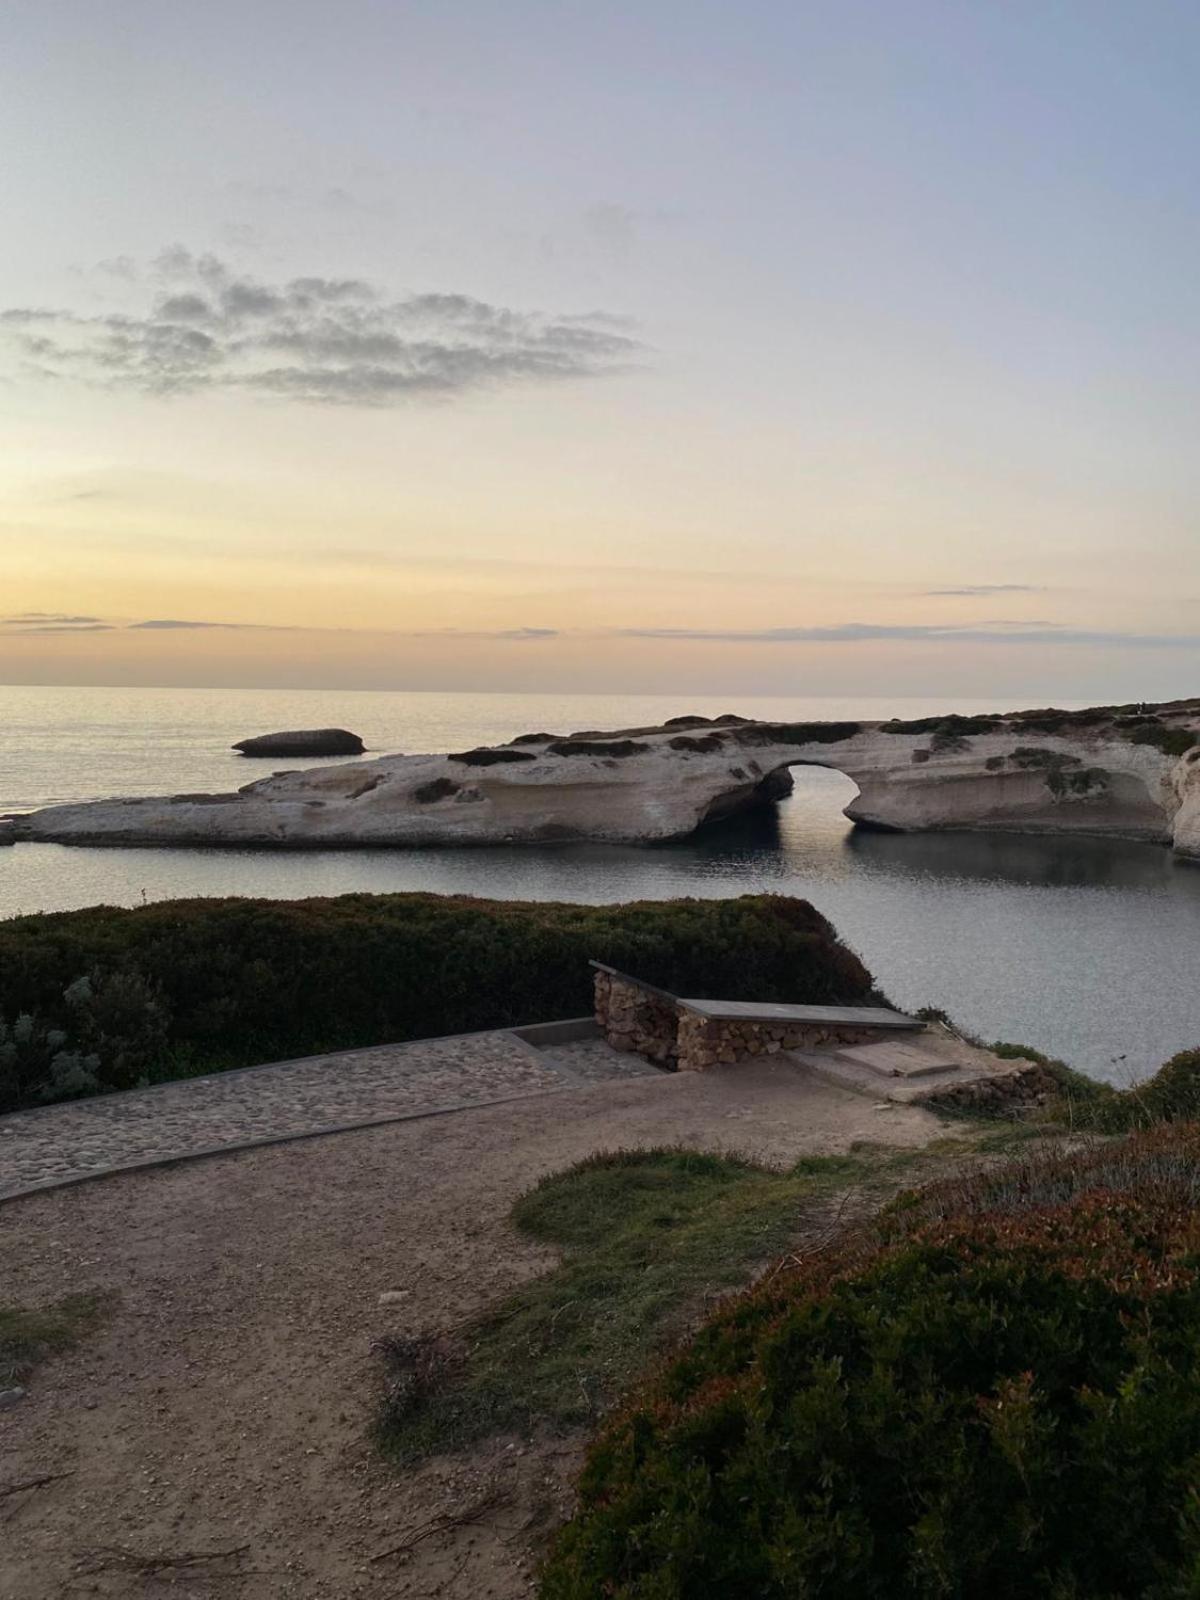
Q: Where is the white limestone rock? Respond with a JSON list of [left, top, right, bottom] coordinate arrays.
[[8, 703, 1200, 857]]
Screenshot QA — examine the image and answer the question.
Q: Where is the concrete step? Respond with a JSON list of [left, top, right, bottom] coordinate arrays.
[[835, 1041, 965, 1080]]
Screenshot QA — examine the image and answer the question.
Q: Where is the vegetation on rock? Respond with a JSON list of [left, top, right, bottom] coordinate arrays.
[[547, 739, 651, 757], [1125, 724, 1198, 758], [880, 714, 1002, 736], [735, 721, 861, 746], [449, 747, 537, 766], [668, 734, 727, 753], [412, 777, 460, 803]]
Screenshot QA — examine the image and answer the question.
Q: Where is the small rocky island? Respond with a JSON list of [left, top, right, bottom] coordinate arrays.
[[233, 728, 365, 757], [5, 698, 1200, 858]]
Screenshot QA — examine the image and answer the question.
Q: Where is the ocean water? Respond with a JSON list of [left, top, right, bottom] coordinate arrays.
[[2, 684, 1199, 1083]]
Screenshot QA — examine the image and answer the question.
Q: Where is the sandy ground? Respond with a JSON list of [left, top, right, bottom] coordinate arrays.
[[0, 1060, 946, 1600]]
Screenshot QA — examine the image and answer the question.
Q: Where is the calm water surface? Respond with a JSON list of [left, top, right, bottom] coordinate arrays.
[[3, 685, 1198, 1083]]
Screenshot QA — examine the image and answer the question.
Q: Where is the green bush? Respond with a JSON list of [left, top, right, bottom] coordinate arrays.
[[0, 967, 168, 1108], [542, 1125, 1200, 1600], [1126, 724, 1198, 758], [0, 893, 872, 1110], [881, 714, 1001, 736]]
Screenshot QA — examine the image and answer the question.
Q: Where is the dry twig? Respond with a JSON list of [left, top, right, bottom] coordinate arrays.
[[0, 1470, 76, 1502], [75, 1542, 251, 1575], [372, 1488, 512, 1562]]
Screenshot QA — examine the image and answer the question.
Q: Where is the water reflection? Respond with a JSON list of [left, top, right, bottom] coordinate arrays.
[[841, 826, 1181, 892]]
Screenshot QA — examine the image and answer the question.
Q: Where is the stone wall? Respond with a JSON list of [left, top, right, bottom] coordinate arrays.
[[920, 1061, 1060, 1114], [675, 1010, 879, 1073], [593, 965, 890, 1074], [593, 968, 679, 1066]]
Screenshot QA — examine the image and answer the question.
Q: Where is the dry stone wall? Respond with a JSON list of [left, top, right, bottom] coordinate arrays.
[[593, 969, 679, 1066], [920, 1060, 1061, 1114], [593, 966, 886, 1073], [674, 1010, 879, 1072]]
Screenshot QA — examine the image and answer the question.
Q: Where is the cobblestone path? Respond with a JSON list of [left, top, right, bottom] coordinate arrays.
[[0, 1030, 659, 1201]]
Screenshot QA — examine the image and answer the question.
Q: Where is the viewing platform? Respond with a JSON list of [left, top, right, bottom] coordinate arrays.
[[590, 962, 1052, 1108]]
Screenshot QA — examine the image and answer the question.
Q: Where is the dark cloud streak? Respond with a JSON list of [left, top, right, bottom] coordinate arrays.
[[619, 623, 1199, 648], [923, 584, 1046, 597]]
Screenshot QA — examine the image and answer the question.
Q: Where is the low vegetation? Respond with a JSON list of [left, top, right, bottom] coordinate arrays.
[[880, 713, 1002, 736], [667, 733, 726, 753], [547, 739, 651, 757], [0, 892, 872, 1111], [449, 746, 536, 765], [1125, 723, 1198, 758], [995, 1042, 1200, 1133], [735, 721, 861, 746], [1, 1293, 109, 1387], [378, 1145, 915, 1462], [542, 1124, 1200, 1599]]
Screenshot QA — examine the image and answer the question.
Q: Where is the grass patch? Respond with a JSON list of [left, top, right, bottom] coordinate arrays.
[[0, 1292, 109, 1386], [377, 1145, 918, 1462]]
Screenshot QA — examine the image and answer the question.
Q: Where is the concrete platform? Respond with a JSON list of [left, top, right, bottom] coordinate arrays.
[[675, 999, 924, 1028], [791, 1025, 1037, 1105]]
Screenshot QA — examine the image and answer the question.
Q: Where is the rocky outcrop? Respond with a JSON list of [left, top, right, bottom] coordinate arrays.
[[233, 729, 365, 757], [1171, 748, 1200, 862], [8, 698, 1200, 856]]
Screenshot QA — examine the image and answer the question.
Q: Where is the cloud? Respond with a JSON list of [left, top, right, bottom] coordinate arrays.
[[15, 614, 561, 639], [5, 611, 1191, 651], [0, 249, 640, 406], [923, 584, 1047, 597], [440, 626, 558, 640], [617, 623, 1200, 648], [127, 618, 302, 631], [129, 618, 239, 630], [1, 612, 112, 632]]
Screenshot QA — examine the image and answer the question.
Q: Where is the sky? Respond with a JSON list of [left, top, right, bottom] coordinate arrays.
[[1, 0, 1197, 700]]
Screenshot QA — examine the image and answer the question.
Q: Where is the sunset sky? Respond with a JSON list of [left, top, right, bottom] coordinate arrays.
[[2, 0, 1197, 698]]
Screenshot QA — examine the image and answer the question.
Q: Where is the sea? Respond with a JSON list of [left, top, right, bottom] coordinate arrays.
[[2, 683, 1198, 1085]]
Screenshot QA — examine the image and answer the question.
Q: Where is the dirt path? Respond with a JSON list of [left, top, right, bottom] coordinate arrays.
[[0, 1060, 946, 1599]]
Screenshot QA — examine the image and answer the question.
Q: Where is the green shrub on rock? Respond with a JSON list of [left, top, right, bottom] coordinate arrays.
[[542, 1125, 1200, 1600]]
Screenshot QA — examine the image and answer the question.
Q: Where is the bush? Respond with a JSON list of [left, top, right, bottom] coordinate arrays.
[[1126, 724, 1198, 759], [735, 721, 861, 746], [543, 1125, 1200, 1599], [0, 893, 873, 1110], [0, 967, 168, 1109], [881, 714, 1001, 736]]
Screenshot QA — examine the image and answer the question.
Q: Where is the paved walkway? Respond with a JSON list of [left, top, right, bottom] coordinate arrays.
[[0, 1030, 659, 1202]]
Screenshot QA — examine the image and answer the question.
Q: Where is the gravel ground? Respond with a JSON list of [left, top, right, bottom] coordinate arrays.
[[0, 1058, 944, 1599]]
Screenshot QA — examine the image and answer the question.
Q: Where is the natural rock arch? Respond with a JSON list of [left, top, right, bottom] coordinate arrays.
[[5, 701, 1198, 858]]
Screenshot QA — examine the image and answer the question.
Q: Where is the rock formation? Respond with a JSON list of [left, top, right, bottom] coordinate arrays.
[[6, 699, 1200, 858], [232, 729, 365, 757]]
